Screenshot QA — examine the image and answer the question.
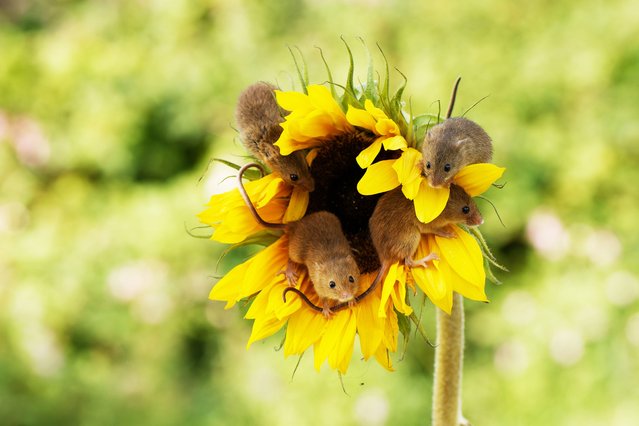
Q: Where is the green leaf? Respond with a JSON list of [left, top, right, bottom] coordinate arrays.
[[316, 46, 337, 99], [288, 45, 308, 94], [340, 36, 358, 110]]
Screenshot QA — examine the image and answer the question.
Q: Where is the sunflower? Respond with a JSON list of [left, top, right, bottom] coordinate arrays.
[[199, 47, 505, 373]]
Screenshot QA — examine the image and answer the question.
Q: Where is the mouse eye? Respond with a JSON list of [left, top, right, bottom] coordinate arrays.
[[425, 161, 431, 170], [329, 281, 336, 289], [289, 173, 299, 182], [348, 275, 354, 283], [462, 206, 470, 214], [444, 163, 451, 172]]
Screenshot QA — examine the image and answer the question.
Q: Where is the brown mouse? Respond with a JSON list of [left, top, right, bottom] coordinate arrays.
[[235, 82, 315, 191], [421, 117, 493, 188], [237, 163, 359, 317], [366, 184, 484, 292]]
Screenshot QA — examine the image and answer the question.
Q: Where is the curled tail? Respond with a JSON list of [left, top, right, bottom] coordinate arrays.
[[282, 262, 390, 313], [237, 163, 286, 230]]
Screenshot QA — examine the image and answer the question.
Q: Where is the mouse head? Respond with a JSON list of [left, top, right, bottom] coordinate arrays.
[[269, 151, 315, 192], [308, 255, 360, 302], [421, 117, 491, 188], [439, 184, 483, 227]]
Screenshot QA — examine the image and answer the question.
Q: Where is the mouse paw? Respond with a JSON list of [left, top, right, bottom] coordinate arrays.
[[347, 299, 356, 309], [432, 226, 456, 238], [321, 300, 335, 318], [406, 252, 439, 269], [279, 260, 300, 286]]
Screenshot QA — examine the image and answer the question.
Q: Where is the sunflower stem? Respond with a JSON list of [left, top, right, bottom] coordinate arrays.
[[432, 292, 467, 426]]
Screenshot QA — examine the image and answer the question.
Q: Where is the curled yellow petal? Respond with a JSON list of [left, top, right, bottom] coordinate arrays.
[[392, 148, 422, 186], [453, 163, 506, 196], [382, 135, 407, 151], [434, 226, 485, 288], [413, 181, 449, 223], [283, 186, 309, 223], [375, 119, 399, 136], [364, 99, 388, 122], [357, 160, 401, 195], [346, 104, 377, 131], [355, 139, 384, 169]]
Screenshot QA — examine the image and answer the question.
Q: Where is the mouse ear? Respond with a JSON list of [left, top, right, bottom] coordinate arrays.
[[455, 138, 470, 148]]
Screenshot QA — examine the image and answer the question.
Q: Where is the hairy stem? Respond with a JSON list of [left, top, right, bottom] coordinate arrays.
[[432, 292, 465, 426]]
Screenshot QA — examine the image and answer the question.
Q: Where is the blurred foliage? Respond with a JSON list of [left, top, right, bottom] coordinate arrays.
[[1, 0, 638, 425]]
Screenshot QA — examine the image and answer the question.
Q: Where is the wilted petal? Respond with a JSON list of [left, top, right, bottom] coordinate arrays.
[[357, 160, 401, 195], [454, 163, 506, 196]]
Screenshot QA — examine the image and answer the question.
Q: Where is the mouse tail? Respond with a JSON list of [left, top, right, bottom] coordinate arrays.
[[446, 76, 461, 119], [237, 163, 286, 230], [282, 287, 323, 313]]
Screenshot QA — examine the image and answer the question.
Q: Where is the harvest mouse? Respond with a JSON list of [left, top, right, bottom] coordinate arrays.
[[235, 82, 315, 191], [421, 117, 493, 188], [421, 77, 493, 188], [237, 163, 359, 317], [366, 184, 484, 292]]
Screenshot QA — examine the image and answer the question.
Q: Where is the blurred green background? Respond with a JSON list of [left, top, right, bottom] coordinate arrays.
[[1, 0, 638, 425]]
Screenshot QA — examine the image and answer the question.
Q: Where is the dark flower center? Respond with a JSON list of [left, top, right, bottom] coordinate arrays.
[[306, 130, 399, 273]]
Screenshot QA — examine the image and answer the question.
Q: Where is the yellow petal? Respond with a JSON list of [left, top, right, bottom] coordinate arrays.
[[392, 148, 422, 185], [439, 260, 488, 303], [401, 178, 422, 200], [453, 163, 506, 196], [307, 85, 344, 119], [411, 236, 448, 307], [284, 306, 328, 356], [413, 180, 449, 223], [209, 258, 252, 309], [373, 345, 394, 372], [375, 119, 399, 136], [314, 309, 357, 373], [364, 99, 388, 121], [434, 226, 485, 288], [390, 267, 413, 316], [283, 186, 309, 223], [356, 138, 384, 168], [268, 281, 303, 320], [381, 135, 407, 151], [381, 305, 399, 352], [329, 310, 357, 374], [346, 105, 377, 131], [241, 236, 289, 296], [275, 90, 312, 112], [299, 110, 337, 138], [246, 316, 287, 348], [378, 263, 399, 318], [357, 160, 401, 195], [306, 148, 319, 166], [356, 288, 385, 359]]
